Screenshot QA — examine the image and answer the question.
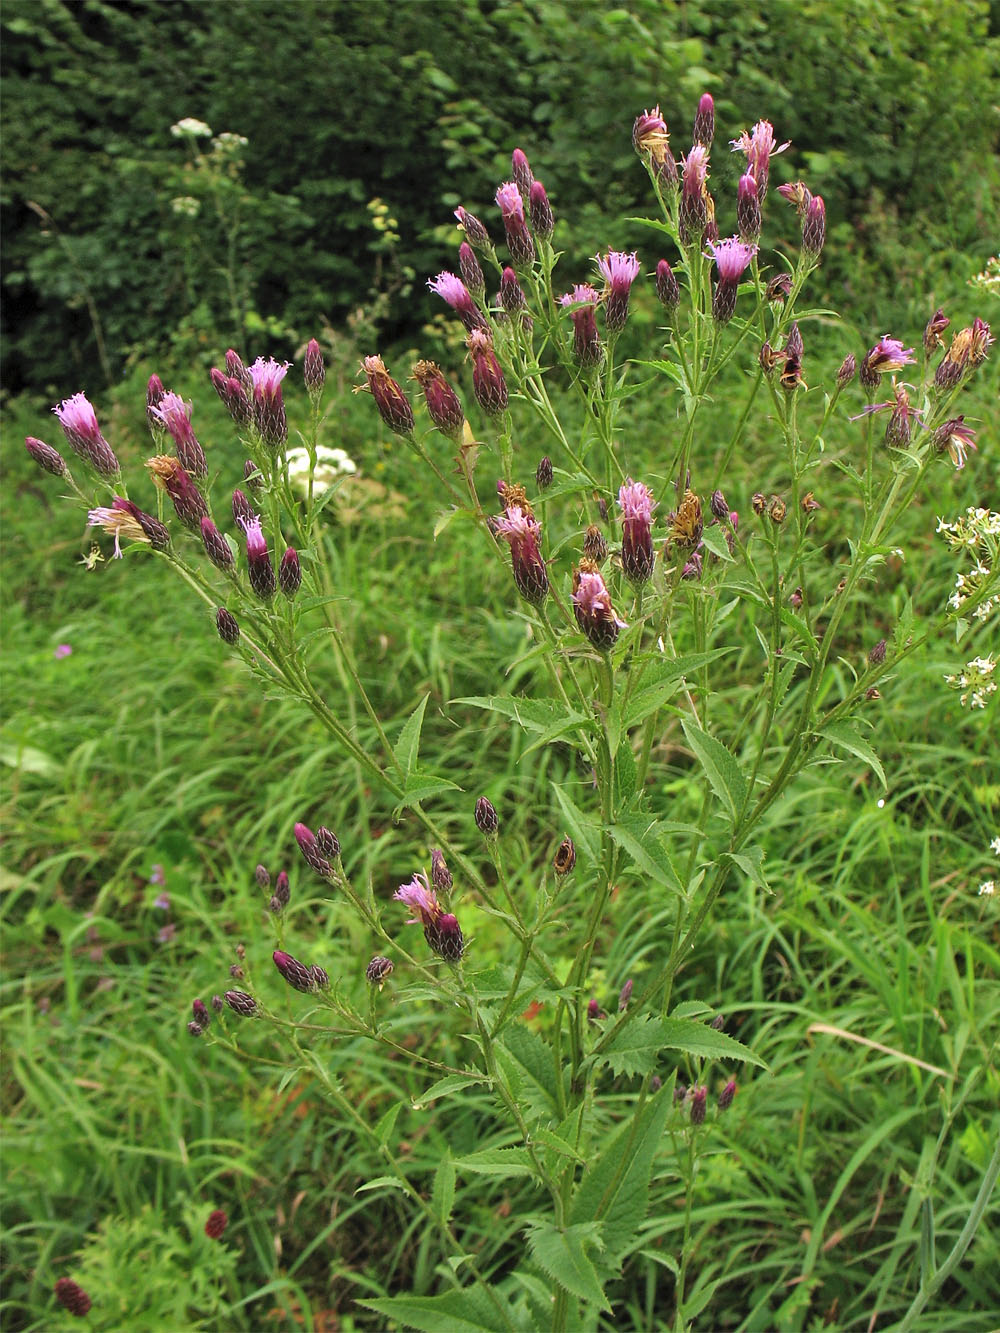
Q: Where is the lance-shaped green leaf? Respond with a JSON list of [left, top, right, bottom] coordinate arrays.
[[393, 693, 430, 779], [500, 1024, 560, 1113], [681, 719, 749, 824], [608, 817, 684, 893], [526, 1220, 610, 1310], [621, 650, 732, 729], [815, 720, 887, 790], [451, 1146, 536, 1179], [361, 1286, 516, 1333]]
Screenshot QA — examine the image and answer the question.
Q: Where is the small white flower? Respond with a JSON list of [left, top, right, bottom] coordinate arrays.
[[990, 836, 1000, 856], [171, 118, 212, 138], [978, 880, 995, 896], [170, 196, 201, 217]]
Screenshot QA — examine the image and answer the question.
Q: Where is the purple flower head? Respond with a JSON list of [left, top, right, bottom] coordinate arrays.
[[496, 181, 534, 267], [850, 382, 924, 447], [54, 643, 73, 659], [53, 392, 119, 476], [248, 356, 289, 399], [466, 330, 508, 416], [304, 338, 325, 395], [494, 505, 549, 604], [594, 250, 640, 335], [633, 105, 672, 170], [707, 236, 757, 284], [25, 436, 67, 477], [861, 335, 917, 388], [394, 872, 441, 926], [248, 357, 290, 449], [618, 478, 657, 584], [153, 391, 207, 476], [273, 949, 317, 993], [87, 498, 152, 558], [559, 283, 602, 365], [528, 180, 554, 239], [802, 195, 826, 256], [427, 271, 487, 332], [933, 416, 978, 469], [679, 146, 710, 244], [150, 864, 166, 886], [730, 120, 790, 196], [573, 564, 627, 650], [239, 514, 276, 599], [294, 822, 333, 878], [239, 513, 267, 560], [157, 922, 177, 944], [680, 144, 710, 194], [496, 181, 525, 224], [511, 147, 533, 201], [153, 892, 170, 911]]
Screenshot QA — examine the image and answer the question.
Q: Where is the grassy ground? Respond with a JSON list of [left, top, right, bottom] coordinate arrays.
[[2, 271, 998, 1332]]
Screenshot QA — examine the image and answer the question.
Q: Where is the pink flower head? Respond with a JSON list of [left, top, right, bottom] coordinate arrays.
[[394, 872, 442, 926], [594, 251, 640, 335], [559, 284, 602, 365], [496, 181, 534, 267], [54, 643, 73, 659], [618, 479, 657, 584], [239, 513, 268, 560], [633, 105, 671, 162], [248, 356, 290, 399], [680, 145, 710, 194], [861, 335, 917, 388], [153, 391, 207, 476], [707, 236, 757, 283], [494, 505, 549, 604], [427, 271, 487, 332], [618, 479, 656, 529], [559, 283, 600, 309], [248, 357, 290, 448], [851, 381, 924, 447], [730, 120, 790, 195], [573, 566, 627, 650], [87, 497, 152, 558], [53, 392, 119, 476], [495, 181, 525, 224], [933, 416, 978, 469]]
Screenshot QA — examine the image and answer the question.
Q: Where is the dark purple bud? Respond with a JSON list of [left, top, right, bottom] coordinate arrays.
[[536, 455, 553, 490], [412, 360, 465, 440], [710, 1013, 726, 1030], [224, 989, 257, 1017], [801, 196, 826, 257], [274, 870, 290, 907], [690, 1086, 707, 1125], [216, 607, 240, 645], [923, 308, 950, 354], [273, 949, 317, 993], [650, 1075, 662, 1091], [309, 964, 330, 990], [229, 964, 244, 979], [366, 955, 394, 985], [692, 92, 715, 148], [710, 490, 729, 523], [25, 436, 67, 477], [718, 1079, 737, 1111], [279, 547, 301, 598], [511, 147, 533, 202], [584, 524, 608, 563], [467, 331, 508, 416], [837, 354, 857, 388], [587, 997, 604, 1022], [255, 863, 270, 890], [211, 994, 224, 1012], [294, 822, 333, 878], [500, 266, 527, 318], [304, 338, 325, 396], [201, 517, 234, 571], [268, 895, 282, 913], [737, 173, 761, 244], [241, 516, 276, 600], [316, 826, 340, 859], [655, 259, 680, 311], [554, 836, 576, 876], [187, 1020, 204, 1037], [529, 180, 554, 239], [232, 488, 255, 529], [226, 348, 250, 387], [618, 979, 633, 1011], [454, 206, 491, 251], [360, 356, 415, 436], [869, 638, 887, 666], [475, 796, 498, 837], [204, 1209, 228, 1239], [192, 998, 211, 1027], [458, 241, 485, 299], [674, 1083, 688, 1104], [53, 1279, 92, 1318], [431, 912, 464, 961], [431, 848, 452, 893], [147, 374, 166, 436]]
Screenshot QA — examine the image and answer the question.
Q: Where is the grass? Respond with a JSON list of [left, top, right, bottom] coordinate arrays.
[[2, 260, 998, 1333]]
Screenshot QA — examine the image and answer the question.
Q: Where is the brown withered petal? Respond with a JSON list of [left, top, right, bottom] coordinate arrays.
[[554, 836, 576, 876]]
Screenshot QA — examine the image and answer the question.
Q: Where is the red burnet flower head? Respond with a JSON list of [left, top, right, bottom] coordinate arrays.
[[454, 205, 491, 252], [655, 259, 680, 311], [730, 119, 790, 198], [736, 173, 761, 243], [153, 390, 207, 477], [25, 436, 67, 477], [511, 146, 533, 202], [573, 561, 627, 651], [304, 338, 325, 397], [860, 335, 916, 390], [618, 478, 657, 585], [238, 514, 276, 600], [933, 416, 978, 470], [412, 360, 465, 439], [801, 194, 826, 257], [559, 284, 602, 366], [495, 181, 535, 268], [692, 92, 715, 148], [204, 1209, 228, 1239], [594, 250, 641, 335], [53, 1278, 92, 1317], [247, 357, 290, 449], [357, 355, 415, 435], [679, 145, 710, 245], [394, 872, 465, 961], [427, 270, 488, 332], [53, 392, 120, 477], [707, 237, 757, 323], [458, 240, 485, 298], [528, 180, 554, 240], [494, 504, 549, 605], [466, 330, 508, 416]]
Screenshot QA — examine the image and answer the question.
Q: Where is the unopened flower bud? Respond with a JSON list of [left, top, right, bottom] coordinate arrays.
[[279, 547, 301, 598], [294, 822, 333, 878], [431, 847, 452, 893], [768, 495, 787, 524], [229, 964, 243, 979], [454, 206, 491, 251], [187, 1020, 204, 1037], [500, 266, 528, 318], [457, 240, 485, 299], [475, 796, 498, 837], [710, 489, 729, 523], [801, 195, 825, 257], [837, 354, 856, 388], [618, 978, 633, 1011], [868, 638, 887, 666], [434, 912, 465, 961], [655, 259, 680, 311], [737, 173, 761, 243], [274, 870, 290, 905], [467, 330, 508, 416], [584, 524, 608, 563], [146, 373, 166, 437], [367, 955, 394, 986], [304, 338, 325, 397], [554, 836, 576, 876], [211, 994, 224, 1012], [766, 273, 793, 303], [316, 826, 340, 859], [204, 1209, 228, 1239], [53, 1278, 92, 1317], [358, 356, 415, 435], [690, 1086, 707, 1125], [529, 180, 554, 239], [192, 998, 211, 1027], [201, 518, 234, 571], [587, 997, 604, 1022], [224, 989, 257, 1017], [243, 459, 262, 491], [273, 949, 317, 993], [216, 607, 239, 645], [511, 147, 533, 200], [146, 455, 207, 529], [536, 455, 553, 490], [710, 1014, 726, 1031], [412, 360, 465, 440], [255, 864, 270, 889], [268, 894, 282, 913], [310, 964, 330, 990], [24, 437, 67, 477], [241, 516, 276, 600], [717, 1079, 737, 1110]]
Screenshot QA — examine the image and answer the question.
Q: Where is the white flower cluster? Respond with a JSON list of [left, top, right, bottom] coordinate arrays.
[[170, 118, 213, 139], [969, 254, 1000, 296], [285, 445, 357, 498], [980, 880, 995, 896], [944, 654, 997, 709], [937, 509, 999, 623], [169, 196, 201, 218]]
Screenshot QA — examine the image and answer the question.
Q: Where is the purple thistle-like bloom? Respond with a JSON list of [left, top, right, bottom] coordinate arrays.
[[395, 872, 464, 959], [594, 250, 641, 334], [358, 355, 415, 435], [393, 872, 434, 922], [618, 478, 657, 584], [632, 105, 676, 185], [153, 391, 207, 476], [707, 237, 757, 323], [559, 283, 602, 366], [933, 416, 978, 469], [294, 822, 333, 878], [730, 120, 790, 198], [25, 436, 67, 476], [679, 145, 710, 245], [495, 505, 549, 604], [850, 382, 924, 447], [528, 180, 554, 239], [427, 270, 488, 332], [87, 498, 152, 559], [239, 514, 276, 600], [573, 565, 627, 650], [53, 392, 120, 476], [467, 330, 508, 416], [860, 335, 917, 389], [248, 357, 290, 449], [496, 181, 535, 267], [454, 205, 491, 251], [736, 173, 761, 243]]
